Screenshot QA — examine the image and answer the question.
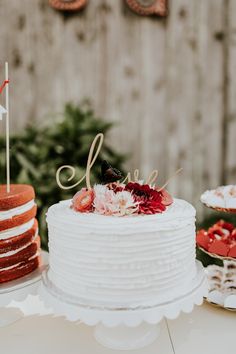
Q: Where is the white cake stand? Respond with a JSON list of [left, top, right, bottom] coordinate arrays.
[[0, 251, 48, 327], [39, 261, 208, 350]]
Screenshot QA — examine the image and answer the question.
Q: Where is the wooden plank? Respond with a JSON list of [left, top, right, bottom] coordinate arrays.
[[226, 0, 236, 184], [0, 0, 229, 213], [103, 2, 167, 179], [164, 0, 225, 217]]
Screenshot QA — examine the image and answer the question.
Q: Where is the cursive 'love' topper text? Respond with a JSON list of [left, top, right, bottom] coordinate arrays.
[[56, 133, 182, 191]]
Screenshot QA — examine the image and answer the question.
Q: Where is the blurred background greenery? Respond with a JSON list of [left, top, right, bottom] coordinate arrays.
[[0, 102, 126, 249]]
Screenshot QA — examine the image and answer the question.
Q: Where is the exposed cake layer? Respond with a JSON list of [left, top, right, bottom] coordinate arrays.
[[0, 255, 40, 283], [0, 184, 35, 211], [47, 199, 197, 308], [0, 235, 40, 267], [0, 205, 37, 232], [0, 219, 38, 254], [0, 184, 41, 284], [0, 219, 35, 241]]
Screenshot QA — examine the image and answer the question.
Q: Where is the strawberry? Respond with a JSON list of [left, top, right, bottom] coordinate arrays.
[[196, 230, 210, 250], [208, 240, 229, 257]]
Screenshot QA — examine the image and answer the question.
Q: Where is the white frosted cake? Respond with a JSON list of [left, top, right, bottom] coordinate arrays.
[[47, 194, 196, 308]]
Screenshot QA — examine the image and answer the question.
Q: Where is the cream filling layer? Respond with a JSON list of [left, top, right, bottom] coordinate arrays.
[[0, 251, 39, 272], [0, 200, 35, 221], [0, 219, 35, 240], [0, 229, 38, 258]]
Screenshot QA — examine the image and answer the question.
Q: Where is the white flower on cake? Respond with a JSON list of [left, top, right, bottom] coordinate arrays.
[[113, 190, 138, 216]]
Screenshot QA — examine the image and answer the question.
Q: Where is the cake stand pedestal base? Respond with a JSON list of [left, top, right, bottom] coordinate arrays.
[[39, 261, 208, 350], [0, 251, 48, 327], [94, 322, 160, 350]]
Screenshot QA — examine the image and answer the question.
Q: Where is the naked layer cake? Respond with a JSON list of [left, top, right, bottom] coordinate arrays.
[[0, 184, 41, 283]]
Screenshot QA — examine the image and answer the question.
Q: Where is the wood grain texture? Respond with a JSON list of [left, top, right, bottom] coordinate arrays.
[[226, 0, 236, 184], [0, 0, 234, 217]]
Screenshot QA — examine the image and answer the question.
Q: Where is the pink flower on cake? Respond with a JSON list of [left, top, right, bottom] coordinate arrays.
[[158, 188, 173, 206], [71, 188, 94, 213], [93, 184, 137, 216], [93, 184, 117, 215], [125, 182, 168, 214]]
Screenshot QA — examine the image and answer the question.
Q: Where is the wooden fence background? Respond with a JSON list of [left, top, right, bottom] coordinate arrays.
[[0, 0, 236, 216]]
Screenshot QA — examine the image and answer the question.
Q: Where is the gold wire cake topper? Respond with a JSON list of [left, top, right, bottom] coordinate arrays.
[[56, 133, 182, 191]]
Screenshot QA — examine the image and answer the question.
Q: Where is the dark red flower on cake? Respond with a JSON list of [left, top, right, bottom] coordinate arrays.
[[125, 182, 167, 215], [71, 188, 94, 213]]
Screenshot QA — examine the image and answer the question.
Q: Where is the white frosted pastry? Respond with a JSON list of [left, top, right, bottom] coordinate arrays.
[[47, 198, 197, 308], [201, 185, 236, 209]]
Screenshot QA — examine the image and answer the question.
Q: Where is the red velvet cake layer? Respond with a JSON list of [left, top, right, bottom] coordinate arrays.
[[0, 219, 38, 254], [0, 236, 40, 269], [0, 184, 35, 211], [0, 256, 40, 283], [0, 184, 41, 284], [0, 205, 37, 232]]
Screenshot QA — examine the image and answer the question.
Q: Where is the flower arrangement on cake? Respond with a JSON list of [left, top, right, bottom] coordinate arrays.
[[71, 165, 173, 217], [57, 133, 179, 218]]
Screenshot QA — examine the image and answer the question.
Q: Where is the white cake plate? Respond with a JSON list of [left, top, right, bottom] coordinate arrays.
[[39, 261, 208, 350], [0, 251, 48, 327]]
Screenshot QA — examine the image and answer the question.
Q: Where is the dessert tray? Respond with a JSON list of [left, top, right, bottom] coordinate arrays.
[[197, 246, 236, 310], [200, 185, 236, 213], [0, 251, 48, 327], [199, 187, 236, 310], [39, 261, 208, 350]]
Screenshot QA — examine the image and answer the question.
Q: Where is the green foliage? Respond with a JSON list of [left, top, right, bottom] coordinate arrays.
[[0, 103, 126, 249], [197, 212, 236, 230]]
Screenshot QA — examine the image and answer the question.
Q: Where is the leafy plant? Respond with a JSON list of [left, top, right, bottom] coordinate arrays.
[[197, 212, 236, 230], [0, 103, 126, 249]]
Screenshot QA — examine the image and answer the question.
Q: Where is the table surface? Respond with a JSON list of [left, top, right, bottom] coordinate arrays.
[[0, 296, 235, 354]]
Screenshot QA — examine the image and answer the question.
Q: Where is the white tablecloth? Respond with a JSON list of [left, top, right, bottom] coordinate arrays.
[[0, 297, 235, 354]]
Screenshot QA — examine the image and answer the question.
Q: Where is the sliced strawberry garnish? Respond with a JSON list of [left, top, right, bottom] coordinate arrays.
[[196, 230, 210, 250], [208, 240, 229, 257], [228, 244, 236, 258], [208, 232, 216, 241], [212, 228, 225, 238], [231, 229, 236, 240], [216, 220, 234, 232]]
